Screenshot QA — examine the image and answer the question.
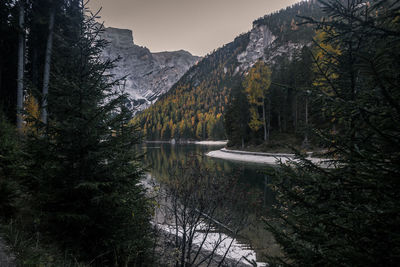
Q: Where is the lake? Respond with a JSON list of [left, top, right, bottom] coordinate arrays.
[[140, 143, 282, 263]]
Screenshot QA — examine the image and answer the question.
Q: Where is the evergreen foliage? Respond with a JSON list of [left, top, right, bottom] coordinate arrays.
[[134, 33, 250, 141], [0, 1, 153, 265], [26, 5, 152, 264], [0, 0, 19, 123], [265, 0, 400, 266], [224, 83, 250, 148], [254, 0, 324, 43], [227, 44, 316, 148], [0, 115, 25, 220], [136, 0, 323, 146]]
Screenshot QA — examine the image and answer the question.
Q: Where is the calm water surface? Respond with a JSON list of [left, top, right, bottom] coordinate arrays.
[[140, 143, 282, 261]]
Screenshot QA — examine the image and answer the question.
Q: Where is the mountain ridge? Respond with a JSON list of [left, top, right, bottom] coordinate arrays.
[[135, 0, 323, 141], [100, 27, 201, 112]]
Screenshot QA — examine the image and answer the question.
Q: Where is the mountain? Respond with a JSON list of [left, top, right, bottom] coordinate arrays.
[[101, 27, 201, 112], [135, 0, 323, 141]]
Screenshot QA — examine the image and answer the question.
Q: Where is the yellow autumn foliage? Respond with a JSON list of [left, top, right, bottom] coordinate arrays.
[[312, 29, 342, 95], [244, 61, 272, 132], [23, 93, 40, 134]]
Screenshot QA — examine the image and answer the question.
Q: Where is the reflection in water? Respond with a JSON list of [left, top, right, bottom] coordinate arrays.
[[139, 144, 282, 262]]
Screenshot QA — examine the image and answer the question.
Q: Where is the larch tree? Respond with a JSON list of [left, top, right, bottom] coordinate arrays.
[[244, 60, 272, 142]]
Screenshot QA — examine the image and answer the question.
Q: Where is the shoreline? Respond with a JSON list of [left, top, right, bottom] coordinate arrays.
[[220, 148, 299, 158], [143, 174, 265, 267], [144, 140, 228, 146], [206, 148, 333, 167], [155, 223, 261, 266]]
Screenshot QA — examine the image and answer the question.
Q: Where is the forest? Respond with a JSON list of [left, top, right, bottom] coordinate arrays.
[[0, 0, 153, 265], [262, 1, 400, 266], [133, 32, 251, 141], [134, 0, 325, 146], [1, 0, 399, 266], [227, 0, 400, 265]]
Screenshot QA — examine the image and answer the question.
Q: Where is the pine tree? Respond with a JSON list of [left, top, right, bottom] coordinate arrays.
[[225, 83, 250, 148], [0, 0, 19, 123], [0, 113, 25, 219], [16, 0, 25, 131], [40, 0, 56, 124], [26, 2, 152, 264], [265, 1, 400, 266]]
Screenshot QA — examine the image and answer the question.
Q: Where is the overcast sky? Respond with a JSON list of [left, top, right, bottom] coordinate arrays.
[[88, 0, 301, 56]]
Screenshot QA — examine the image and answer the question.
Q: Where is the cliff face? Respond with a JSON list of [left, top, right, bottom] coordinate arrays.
[[101, 27, 201, 112], [235, 23, 307, 76], [134, 1, 324, 140], [236, 24, 276, 72]]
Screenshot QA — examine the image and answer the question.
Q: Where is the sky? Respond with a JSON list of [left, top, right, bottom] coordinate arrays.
[[87, 0, 301, 56]]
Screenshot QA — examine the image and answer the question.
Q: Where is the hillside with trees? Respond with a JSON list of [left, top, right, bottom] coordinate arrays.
[[134, 33, 250, 141], [135, 0, 324, 146], [226, 0, 326, 150], [253, 0, 322, 43]]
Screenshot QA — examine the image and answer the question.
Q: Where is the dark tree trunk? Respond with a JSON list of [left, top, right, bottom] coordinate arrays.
[[278, 109, 282, 132], [267, 97, 271, 141], [293, 94, 298, 130], [0, 56, 3, 95], [41, 6, 55, 124], [303, 96, 309, 148], [31, 47, 39, 88], [17, 0, 25, 131], [262, 98, 267, 142]]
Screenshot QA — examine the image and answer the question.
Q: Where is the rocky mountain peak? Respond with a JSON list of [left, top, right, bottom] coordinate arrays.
[[103, 27, 134, 48], [100, 27, 201, 112]]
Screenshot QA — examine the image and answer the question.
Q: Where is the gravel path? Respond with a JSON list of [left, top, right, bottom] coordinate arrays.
[[0, 237, 15, 267]]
